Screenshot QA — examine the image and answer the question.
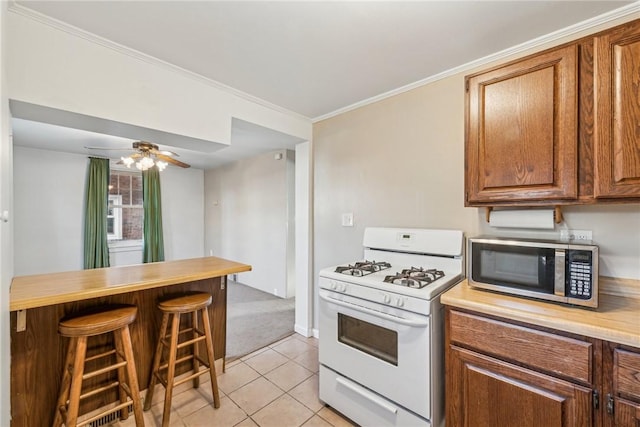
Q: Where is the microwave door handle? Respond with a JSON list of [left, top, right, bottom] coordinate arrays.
[[554, 249, 566, 296]]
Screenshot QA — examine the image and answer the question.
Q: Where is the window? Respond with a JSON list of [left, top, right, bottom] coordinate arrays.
[[108, 170, 143, 242], [107, 195, 122, 240]]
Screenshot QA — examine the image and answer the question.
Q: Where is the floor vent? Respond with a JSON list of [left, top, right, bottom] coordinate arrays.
[[88, 403, 134, 427]]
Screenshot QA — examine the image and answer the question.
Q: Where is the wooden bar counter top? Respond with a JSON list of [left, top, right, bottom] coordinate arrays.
[[10, 256, 251, 311], [10, 256, 251, 427]]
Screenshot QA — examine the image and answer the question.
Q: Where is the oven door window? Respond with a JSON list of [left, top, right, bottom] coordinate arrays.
[[337, 313, 398, 366]]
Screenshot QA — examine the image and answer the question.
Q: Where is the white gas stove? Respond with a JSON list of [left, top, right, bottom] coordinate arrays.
[[318, 227, 464, 427]]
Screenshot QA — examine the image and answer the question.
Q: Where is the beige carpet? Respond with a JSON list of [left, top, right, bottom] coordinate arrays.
[[226, 281, 295, 359]]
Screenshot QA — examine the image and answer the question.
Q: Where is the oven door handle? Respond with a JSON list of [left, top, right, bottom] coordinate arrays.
[[319, 293, 429, 327], [336, 376, 398, 415]]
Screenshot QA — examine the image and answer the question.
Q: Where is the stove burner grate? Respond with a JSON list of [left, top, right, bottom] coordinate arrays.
[[383, 267, 445, 288], [335, 260, 391, 276]]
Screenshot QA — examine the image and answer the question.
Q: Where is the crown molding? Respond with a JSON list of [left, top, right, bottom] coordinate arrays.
[[312, 2, 640, 123], [7, 2, 311, 123]]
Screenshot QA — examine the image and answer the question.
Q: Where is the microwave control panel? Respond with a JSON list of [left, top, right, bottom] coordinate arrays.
[[566, 250, 593, 299]]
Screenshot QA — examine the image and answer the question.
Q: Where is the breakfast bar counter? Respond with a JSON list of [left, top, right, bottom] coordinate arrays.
[[10, 256, 251, 311], [10, 256, 251, 427]]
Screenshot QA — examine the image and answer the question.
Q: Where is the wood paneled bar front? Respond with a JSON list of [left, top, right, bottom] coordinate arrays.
[[9, 256, 251, 427]]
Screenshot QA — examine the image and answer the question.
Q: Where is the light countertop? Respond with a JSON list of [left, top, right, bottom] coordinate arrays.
[[10, 256, 252, 311], [442, 278, 640, 348]]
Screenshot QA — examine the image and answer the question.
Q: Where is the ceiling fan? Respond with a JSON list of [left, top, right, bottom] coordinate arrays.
[[85, 141, 190, 170]]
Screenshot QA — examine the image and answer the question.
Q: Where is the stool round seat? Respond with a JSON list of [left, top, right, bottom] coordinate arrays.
[[59, 306, 138, 337], [158, 292, 212, 313], [145, 292, 220, 427], [53, 305, 144, 427]]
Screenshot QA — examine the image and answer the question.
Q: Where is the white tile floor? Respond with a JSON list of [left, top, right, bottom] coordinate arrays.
[[115, 333, 356, 427]]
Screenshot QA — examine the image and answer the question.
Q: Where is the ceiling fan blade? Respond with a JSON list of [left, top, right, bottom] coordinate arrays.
[[156, 153, 190, 168], [84, 146, 133, 151], [150, 148, 180, 157]]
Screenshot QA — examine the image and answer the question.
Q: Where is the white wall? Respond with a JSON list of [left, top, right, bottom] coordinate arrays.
[[204, 150, 294, 297], [160, 166, 205, 260], [312, 15, 640, 329], [13, 147, 86, 274], [0, 1, 12, 423], [6, 9, 311, 149], [13, 146, 205, 275]]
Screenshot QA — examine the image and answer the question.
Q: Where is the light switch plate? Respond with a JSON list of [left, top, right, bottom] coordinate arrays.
[[342, 213, 354, 227]]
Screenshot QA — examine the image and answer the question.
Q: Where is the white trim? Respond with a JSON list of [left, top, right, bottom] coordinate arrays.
[[312, 2, 640, 123], [7, 2, 311, 123], [108, 239, 143, 251]]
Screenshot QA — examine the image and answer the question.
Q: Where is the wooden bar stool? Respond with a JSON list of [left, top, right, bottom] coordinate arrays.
[[144, 292, 220, 427], [53, 305, 145, 427]]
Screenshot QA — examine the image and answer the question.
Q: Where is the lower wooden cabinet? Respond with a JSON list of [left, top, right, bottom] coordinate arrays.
[[448, 345, 593, 426], [613, 399, 640, 427], [605, 344, 640, 427], [445, 307, 640, 427]]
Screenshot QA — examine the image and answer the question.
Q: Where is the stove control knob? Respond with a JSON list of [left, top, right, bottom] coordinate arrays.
[[338, 283, 347, 293], [383, 294, 391, 304], [395, 298, 404, 307], [330, 281, 337, 290]]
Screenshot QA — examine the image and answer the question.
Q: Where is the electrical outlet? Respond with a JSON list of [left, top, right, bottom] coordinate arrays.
[[560, 229, 592, 241]]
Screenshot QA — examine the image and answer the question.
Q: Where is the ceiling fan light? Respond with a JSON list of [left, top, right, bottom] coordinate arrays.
[[136, 156, 155, 171], [156, 160, 168, 171], [121, 156, 135, 168]]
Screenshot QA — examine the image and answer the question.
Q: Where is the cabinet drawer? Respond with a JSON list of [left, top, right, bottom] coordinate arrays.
[[615, 349, 640, 400], [449, 310, 593, 383]]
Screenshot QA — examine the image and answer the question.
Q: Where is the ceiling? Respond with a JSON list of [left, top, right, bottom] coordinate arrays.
[[10, 1, 636, 170]]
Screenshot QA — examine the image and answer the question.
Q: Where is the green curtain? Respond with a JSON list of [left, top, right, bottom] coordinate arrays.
[[142, 165, 165, 263], [83, 157, 110, 269]]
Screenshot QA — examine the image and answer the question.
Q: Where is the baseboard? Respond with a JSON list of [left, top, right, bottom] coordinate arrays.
[[313, 328, 319, 339], [294, 323, 313, 337]]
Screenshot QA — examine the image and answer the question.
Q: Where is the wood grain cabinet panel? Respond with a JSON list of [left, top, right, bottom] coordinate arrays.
[[615, 350, 640, 400], [449, 309, 593, 384], [606, 345, 640, 427], [465, 18, 640, 206], [594, 21, 640, 198], [465, 45, 578, 204], [614, 399, 640, 427], [448, 346, 593, 427], [445, 307, 640, 427]]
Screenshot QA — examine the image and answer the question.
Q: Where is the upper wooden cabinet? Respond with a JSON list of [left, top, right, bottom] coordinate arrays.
[[594, 23, 640, 199], [465, 18, 640, 206], [465, 45, 578, 205]]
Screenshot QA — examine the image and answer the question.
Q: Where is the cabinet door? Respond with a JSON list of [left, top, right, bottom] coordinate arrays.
[[613, 398, 640, 427], [465, 45, 578, 205], [448, 346, 594, 427], [594, 21, 640, 198]]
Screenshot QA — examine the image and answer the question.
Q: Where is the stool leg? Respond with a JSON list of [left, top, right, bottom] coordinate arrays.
[[66, 336, 88, 427], [113, 332, 130, 421], [120, 324, 146, 427], [192, 310, 200, 389], [200, 307, 220, 408], [162, 313, 181, 427], [144, 312, 169, 411], [53, 337, 77, 427]]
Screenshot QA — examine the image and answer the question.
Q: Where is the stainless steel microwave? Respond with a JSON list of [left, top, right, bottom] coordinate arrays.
[[468, 237, 599, 308]]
